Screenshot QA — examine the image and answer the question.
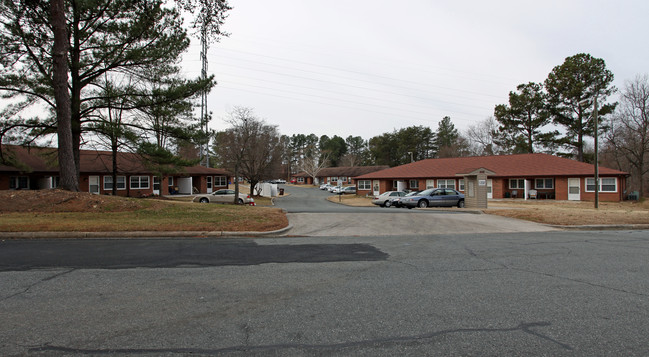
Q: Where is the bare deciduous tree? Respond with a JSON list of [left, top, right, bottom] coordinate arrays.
[[300, 151, 330, 185], [605, 75, 649, 196], [215, 107, 282, 202]]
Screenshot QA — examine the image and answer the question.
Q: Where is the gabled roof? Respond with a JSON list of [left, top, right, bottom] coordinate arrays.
[[355, 153, 627, 179], [0, 145, 230, 176]]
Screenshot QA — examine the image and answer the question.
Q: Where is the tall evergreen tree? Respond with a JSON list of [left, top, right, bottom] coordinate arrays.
[[494, 82, 556, 154], [544, 53, 616, 162], [0, 0, 224, 187]]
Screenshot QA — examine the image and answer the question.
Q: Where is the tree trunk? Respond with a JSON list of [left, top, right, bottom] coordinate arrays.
[[51, 0, 79, 191]]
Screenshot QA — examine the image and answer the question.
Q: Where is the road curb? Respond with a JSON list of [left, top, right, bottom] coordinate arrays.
[[0, 224, 294, 240], [548, 224, 649, 231]]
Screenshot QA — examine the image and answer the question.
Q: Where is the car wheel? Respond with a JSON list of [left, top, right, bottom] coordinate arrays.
[[238, 198, 244, 205], [199, 198, 209, 203], [385, 200, 391, 208], [458, 200, 465, 208], [418, 200, 428, 208]]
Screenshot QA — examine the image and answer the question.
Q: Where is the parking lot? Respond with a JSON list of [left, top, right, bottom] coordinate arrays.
[[274, 185, 557, 236]]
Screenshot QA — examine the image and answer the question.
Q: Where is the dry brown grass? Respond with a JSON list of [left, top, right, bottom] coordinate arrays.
[[0, 190, 288, 232], [327, 193, 649, 226], [486, 200, 649, 226]]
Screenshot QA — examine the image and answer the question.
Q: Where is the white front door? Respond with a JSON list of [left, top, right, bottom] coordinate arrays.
[[153, 176, 161, 195], [89, 176, 100, 194], [206, 176, 213, 193], [568, 178, 581, 201], [372, 180, 380, 196], [487, 179, 493, 199]]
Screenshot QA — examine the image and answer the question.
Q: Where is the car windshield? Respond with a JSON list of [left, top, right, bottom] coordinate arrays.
[[418, 189, 435, 196]]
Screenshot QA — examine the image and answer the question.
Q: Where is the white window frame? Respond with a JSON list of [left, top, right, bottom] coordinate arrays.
[[168, 176, 174, 187], [458, 179, 465, 191], [409, 179, 419, 189], [509, 178, 525, 189], [358, 180, 371, 190], [585, 177, 617, 192], [130, 176, 150, 190], [330, 177, 338, 182], [104, 176, 126, 190], [214, 176, 227, 186], [535, 178, 554, 189], [438, 179, 455, 189], [297, 177, 305, 183]]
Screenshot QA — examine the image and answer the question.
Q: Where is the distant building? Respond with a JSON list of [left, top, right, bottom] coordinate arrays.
[[292, 166, 389, 186]]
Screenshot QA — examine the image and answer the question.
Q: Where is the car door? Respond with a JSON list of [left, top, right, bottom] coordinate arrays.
[[443, 189, 459, 206], [428, 189, 445, 206], [212, 189, 229, 203]]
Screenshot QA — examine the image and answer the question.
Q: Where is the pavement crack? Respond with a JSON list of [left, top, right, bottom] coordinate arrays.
[[29, 321, 572, 354], [0, 268, 75, 302]]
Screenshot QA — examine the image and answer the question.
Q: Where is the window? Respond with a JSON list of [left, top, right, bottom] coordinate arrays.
[[509, 179, 525, 189], [330, 177, 338, 182], [104, 176, 126, 190], [535, 178, 554, 189], [358, 180, 371, 190], [9, 176, 29, 189], [215, 176, 227, 186], [297, 177, 305, 183], [458, 179, 465, 191], [130, 176, 150, 189], [438, 179, 455, 189], [393, 180, 399, 189], [409, 180, 419, 189], [340, 177, 347, 183], [168, 177, 174, 186], [586, 177, 617, 192]]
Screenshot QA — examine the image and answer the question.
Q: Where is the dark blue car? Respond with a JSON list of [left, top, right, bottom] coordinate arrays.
[[401, 188, 465, 209]]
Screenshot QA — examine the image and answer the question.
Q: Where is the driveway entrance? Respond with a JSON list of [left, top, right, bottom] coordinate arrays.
[[274, 185, 556, 236]]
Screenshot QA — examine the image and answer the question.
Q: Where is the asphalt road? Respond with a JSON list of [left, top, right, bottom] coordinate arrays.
[[1, 186, 648, 356], [2, 231, 649, 356]]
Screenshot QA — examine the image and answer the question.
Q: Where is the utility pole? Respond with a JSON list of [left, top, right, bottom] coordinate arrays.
[[594, 95, 599, 209]]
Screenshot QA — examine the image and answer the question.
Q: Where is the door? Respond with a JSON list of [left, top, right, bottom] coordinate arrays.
[[89, 176, 100, 194], [372, 180, 380, 196], [153, 176, 161, 195], [206, 176, 213, 193], [487, 179, 493, 199], [568, 178, 580, 201]]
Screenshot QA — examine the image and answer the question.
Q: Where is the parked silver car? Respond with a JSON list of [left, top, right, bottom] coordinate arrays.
[[401, 188, 465, 209], [340, 186, 356, 194], [392, 190, 421, 208], [194, 189, 255, 205], [371, 191, 406, 207]]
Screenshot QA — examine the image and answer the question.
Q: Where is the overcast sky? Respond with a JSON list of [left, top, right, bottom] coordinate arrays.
[[181, 0, 649, 139]]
